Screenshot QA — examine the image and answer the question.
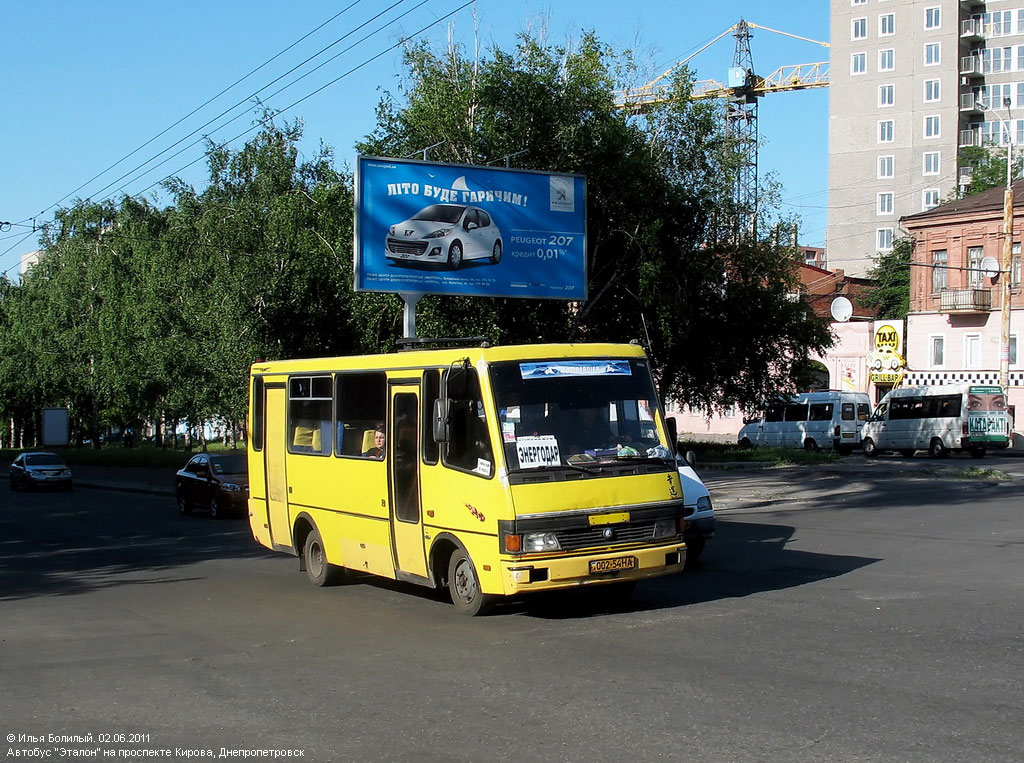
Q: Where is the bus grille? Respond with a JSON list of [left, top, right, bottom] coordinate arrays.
[[387, 238, 428, 255], [555, 522, 656, 551]]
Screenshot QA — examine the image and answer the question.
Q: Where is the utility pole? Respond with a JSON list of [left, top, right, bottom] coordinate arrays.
[[999, 97, 1014, 391]]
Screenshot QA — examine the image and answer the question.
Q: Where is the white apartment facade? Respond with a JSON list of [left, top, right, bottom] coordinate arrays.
[[829, 0, 1024, 277]]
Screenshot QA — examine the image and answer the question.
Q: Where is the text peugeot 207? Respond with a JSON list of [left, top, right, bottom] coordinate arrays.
[[385, 204, 503, 269]]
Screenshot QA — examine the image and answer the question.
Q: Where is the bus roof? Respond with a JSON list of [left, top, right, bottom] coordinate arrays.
[[250, 342, 648, 375]]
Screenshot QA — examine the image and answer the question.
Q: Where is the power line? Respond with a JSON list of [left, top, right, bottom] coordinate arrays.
[[126, 0, 471, 203], [70, 0, 419, 212], [26, 1, 368, 223]]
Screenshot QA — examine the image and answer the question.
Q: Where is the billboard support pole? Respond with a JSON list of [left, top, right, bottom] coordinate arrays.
[[402, 293, 423, 339]]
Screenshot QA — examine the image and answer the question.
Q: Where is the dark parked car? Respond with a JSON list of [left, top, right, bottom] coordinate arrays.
[[175, 453, 248, 519], [10, 452, 73, 491]]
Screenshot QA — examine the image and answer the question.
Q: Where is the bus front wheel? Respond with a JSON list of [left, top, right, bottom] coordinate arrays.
[[448, 549, 494, 616], [862, 438, 878, 458], [304, 527, 345, 587]]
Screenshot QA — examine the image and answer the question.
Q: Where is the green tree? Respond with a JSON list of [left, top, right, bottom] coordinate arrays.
[[957, 145, 1023, 196], [358, 32, 832, 411], [861, 237, 911, 320]]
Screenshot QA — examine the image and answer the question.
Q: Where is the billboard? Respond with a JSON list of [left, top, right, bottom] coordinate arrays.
[[354, 156, 587, 300], [867, 319, 906, 385]]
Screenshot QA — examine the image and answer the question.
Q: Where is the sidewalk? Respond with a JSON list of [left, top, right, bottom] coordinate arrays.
[[5, 454, 1017, 510]]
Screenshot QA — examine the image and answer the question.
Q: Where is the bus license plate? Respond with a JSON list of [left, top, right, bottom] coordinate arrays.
[[589, 556, 637, 574]]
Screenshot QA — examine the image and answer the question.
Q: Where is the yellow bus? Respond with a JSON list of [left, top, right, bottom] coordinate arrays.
[[247, 342, 688, 615]]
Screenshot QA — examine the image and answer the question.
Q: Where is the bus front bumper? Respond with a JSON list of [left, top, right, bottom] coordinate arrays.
[[501, 541, 687, 594]]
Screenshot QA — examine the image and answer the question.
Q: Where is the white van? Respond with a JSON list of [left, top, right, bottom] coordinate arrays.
[[737, 391, 872, 454], [861, 384, 1010, 458]]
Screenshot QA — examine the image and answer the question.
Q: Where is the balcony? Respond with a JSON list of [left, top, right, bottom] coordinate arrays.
[[960, 92, 983, 113], [960, 55, 983, 78], [961, 18, 985, 40], [939, 288, 992, 313], [960, 128, 980, 147]]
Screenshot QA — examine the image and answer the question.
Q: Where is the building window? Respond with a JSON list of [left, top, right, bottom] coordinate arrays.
[[878, 155, 894, 178], [1013, 243, 1022, 286], [852, 17, 867, 40], [925, 42, 940, 66], [879, 49, 895, 72], [1011, 334, 1019, 366], [982, 46, 1013, 74], [932, 250, 948, 291], [930, 335, 945, 368], [924, 115, 940, 138], [925, 7, 941, 29], [852, 52, 867, 75], [922, 189, 940, 210], [877, 228, 894, 251], [879, 13, 895, 36], [878, 120, 894, 143], [968, 246, 984, 287], [924, 79, 941, 103], [923, 151, 940, 175], [877, 192, 894, 215], [988, 10, 1014, 36], [879, 84, 895, 107], [964, 334, 982, 369], [852, 0, 866, 5]]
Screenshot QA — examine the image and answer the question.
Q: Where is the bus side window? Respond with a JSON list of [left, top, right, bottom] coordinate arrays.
[[810, 403, 834, 421], [442, 368, 494, 477], [422, 370, 440, 465], [289, 376, 333, 455], [335, 372, 387, 458]]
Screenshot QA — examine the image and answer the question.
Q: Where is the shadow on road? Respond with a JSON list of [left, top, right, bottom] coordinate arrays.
[[514, 519, 878, 619], [0, 487, 271, 602]]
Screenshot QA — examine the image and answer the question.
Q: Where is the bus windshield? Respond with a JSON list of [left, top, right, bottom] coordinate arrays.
[[490, 358, 670, 470]]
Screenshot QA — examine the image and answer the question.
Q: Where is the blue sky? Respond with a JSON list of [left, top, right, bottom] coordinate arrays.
[[0, 0, 829, 274]]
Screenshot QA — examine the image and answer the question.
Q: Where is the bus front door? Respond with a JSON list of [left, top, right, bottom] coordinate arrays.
[[264, 385, 292, 550], [388, 385, 428, 578]]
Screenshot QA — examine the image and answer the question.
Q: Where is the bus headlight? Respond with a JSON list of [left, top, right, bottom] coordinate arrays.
[[652, 519, 677, 539], [523, 532, 560, 552]]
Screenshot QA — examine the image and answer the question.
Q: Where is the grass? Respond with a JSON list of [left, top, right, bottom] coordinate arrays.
[[0, 442, 244, 470], [956, 467, 1011, 481], [679, 439, 841, 467]]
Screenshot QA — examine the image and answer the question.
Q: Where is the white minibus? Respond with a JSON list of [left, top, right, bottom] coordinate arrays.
[[737, 391, 872, 453], [861, 384, 1010, 458]]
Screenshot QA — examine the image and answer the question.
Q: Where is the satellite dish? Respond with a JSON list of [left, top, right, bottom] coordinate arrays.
[[830, 296, 853, 322], [980, 256, 1000, 279]]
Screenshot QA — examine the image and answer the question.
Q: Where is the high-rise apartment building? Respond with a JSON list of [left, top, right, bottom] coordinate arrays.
[[828, 0, 1022, 276]]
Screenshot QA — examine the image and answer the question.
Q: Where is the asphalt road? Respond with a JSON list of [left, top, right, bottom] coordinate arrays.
[[2, 461, 1022, 762]]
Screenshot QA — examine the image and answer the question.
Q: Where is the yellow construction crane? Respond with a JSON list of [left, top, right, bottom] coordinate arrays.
[[616, 20, 829, 237]]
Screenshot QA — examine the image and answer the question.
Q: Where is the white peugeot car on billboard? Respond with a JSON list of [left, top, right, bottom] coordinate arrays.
[[385, 204, 503, 269]]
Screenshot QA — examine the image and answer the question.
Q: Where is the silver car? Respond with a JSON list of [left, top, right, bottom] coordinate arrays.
[[385, 204, 502, 269], [677, 451, 715, 568], [9, 451, 73, 491]]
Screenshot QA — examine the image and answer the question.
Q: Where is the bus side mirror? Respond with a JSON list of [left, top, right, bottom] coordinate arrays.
[[433, 398, 452, 443], [684, 450, 697, 468], [665, 416, 678, 453]]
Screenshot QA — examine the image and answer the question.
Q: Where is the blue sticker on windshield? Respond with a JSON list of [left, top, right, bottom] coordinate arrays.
[[519, 360, 632, 379]]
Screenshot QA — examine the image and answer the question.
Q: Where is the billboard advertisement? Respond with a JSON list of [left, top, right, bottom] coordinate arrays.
[[867, 319, 906, 385], [354, 156, 587, 300]]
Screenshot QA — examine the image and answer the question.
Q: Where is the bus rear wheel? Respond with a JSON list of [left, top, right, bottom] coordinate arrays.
[[448, 549, 494, 616], [304, 528, 345, 587], [929, 438, 949, 459]]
